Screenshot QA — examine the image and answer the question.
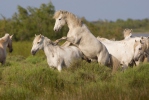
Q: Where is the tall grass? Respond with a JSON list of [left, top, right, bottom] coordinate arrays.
[[0, 41, 149, 100]]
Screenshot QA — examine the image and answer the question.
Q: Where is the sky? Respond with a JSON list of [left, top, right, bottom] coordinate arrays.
[[0, 0, 149, 21]]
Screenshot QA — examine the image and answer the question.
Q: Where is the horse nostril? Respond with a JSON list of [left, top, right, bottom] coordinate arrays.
[[31, 50, 36, 55], [54, 29, 57, 32], [9, 49, 13, 53]]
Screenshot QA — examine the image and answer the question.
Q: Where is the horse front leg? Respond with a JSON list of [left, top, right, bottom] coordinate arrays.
[[61, 41, 72, 47], [61, 36, 80, 47]]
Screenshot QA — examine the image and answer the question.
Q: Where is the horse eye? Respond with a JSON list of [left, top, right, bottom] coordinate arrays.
[[139, 47, 142, 50], [59, 18, 61, 20], [37, 42, 40, 44]]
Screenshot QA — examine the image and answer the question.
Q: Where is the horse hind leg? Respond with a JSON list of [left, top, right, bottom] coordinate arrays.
[[81, 54, 91, 63], [57, 65, 62, 72], [109, 54, 121, 74], [97, 54, 109, 66]]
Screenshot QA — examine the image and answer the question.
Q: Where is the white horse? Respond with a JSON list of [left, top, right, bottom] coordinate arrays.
[[97, 36, 145, 68], [123, 28, 133, 39], [31, 34, 85, 72], [123, 28, 149, 65], [0, 33, 13, 65], [53, 10, 120, 70]]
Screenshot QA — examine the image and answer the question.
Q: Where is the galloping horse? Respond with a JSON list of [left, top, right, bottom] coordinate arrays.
[[0, 33, 13, 65], [53, 10, 120, 69], [31, 34, 85, 72]]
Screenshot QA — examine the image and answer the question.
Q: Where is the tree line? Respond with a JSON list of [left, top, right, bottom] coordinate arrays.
[[0, 1, 149, 41]]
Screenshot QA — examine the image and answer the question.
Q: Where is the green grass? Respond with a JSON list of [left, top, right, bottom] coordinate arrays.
[[0, 41, 149, 100]]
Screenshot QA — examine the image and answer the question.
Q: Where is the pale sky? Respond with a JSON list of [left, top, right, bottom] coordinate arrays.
[[0, 0, 149, 21]]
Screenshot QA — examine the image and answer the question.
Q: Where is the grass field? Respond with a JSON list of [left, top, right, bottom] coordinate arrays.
[[0, 41, 149, 100]]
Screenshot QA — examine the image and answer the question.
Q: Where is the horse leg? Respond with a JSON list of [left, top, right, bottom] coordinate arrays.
[[54, 38, 69, 46], [57, 65, 62, 72], [121, 62, 128, 72], [82, 54, 91, 63], [61, 36, 81, 47], [97, 53, 109, 66], [57, 59, 65, 72], [61, 41, 72, 47], [109, 54, 121, 74]]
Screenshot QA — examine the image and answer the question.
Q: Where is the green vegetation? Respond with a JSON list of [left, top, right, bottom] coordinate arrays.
[[0, 41, 148, 100], [0, 1, 149, 100], [0, 53, 149, 99], [0, 1, 149, 41]]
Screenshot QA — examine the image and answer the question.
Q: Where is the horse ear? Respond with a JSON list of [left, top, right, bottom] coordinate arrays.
[[131, 29, 133, 32], [39, 34, 42, 38], [124, 29, 126, 32], [140, 40, 144, 44], [41, 35, 44, 38], [10, 35, 13, 39]]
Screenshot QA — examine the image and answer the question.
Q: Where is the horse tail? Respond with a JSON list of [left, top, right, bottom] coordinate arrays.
[[109, 54, 121, 74]]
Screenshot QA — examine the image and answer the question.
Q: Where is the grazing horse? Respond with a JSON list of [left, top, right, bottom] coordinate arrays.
[[31, 34, 85, 72], [0, 33, 13, 65], [97, 36, 145, 69], [53, 10, 120, 69]]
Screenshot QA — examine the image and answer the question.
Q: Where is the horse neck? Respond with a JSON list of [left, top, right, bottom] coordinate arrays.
[[0, 39, 9, 50], [43, 37, 55, 55], [66, 16, 81, 29]]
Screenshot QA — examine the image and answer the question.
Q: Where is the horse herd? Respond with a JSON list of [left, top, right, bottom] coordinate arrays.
[[1, 10, 149, 73]]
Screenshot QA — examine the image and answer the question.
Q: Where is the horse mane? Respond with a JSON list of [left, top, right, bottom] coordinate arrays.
[[0, 33, 10, 42], [53, 10, 82, 26], [35, 35, 57, 46]]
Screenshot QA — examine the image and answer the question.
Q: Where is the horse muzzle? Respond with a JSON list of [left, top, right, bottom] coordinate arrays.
[[54, 29, 59, 32], [134, 58, 139, 61], [31, 50, 37, 55], [9, 49, 13, 53], [54, 27, 61, 32]]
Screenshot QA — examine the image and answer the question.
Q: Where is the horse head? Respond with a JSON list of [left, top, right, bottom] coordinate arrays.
[[123, 29, 132, 39], [53, 10, 67, 32], [31, 34, 44, 55], [133, 39, 145, 61], [1, 33, 13, 53], [8, 35, 13, 53]]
